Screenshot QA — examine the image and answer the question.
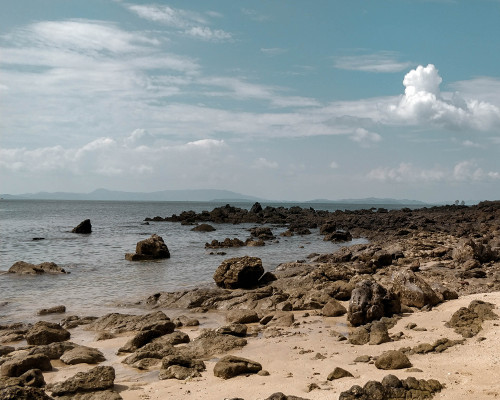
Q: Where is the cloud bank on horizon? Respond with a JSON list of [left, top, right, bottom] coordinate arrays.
[[1, 1, 499, 202]]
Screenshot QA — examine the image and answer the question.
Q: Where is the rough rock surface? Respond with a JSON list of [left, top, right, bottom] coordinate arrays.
[[8, 261, 67, 275], [446, 300, 498, 338], [213, 256, 265, 289], [60, 346, 105, 365], [339, 375, 443, 400], [0, 369, 46, 389], [125, 234, 170, 261], [28, 342, 77, 360], [50, 365, 115, 396], [321, 300, 347, 317], [375, 350, 412, 370], [25, 322, 70, 345], [37, 306, 66, 316], [118, 321, 175, 353], [1, 354, 52, 377], [264, 394, 310, 400], [72, 219, 92, 234], [191, 223, 216, 232], [0, 386, 54, 400], [327, 367, 354, 380], [391, 270, 441, 309], [213, 355, 262, 379], [87, 311, 170, 333], [348, 280, 401, 327]]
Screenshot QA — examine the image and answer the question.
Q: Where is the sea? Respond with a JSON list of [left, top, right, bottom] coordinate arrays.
[[0, 200, 415, 324]]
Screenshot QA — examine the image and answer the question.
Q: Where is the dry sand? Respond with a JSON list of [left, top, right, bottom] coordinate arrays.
[[39, 291, 500, 400]]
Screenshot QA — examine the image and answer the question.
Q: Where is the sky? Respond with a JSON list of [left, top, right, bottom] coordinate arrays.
[[1, 0, 500, 202]]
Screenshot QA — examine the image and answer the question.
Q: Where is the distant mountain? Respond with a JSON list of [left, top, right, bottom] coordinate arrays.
[[305, 197, 429, 205], [1, 188, 265, 202]]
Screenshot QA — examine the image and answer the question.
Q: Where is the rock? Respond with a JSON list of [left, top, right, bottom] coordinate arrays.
[[8, 261, 67, 275], [452, 238, 496, 263], [348, 326, 370, 345], [172, 315, 199, 327], [0, 346, 15, 356], [60, 316, 98, 330], [25, 322, 70, 345], [213, 355, 262, 379], [321, 300, 347, 317], [28, 342, 77, 360], [161, 355, 206, 371], [250, 202, 263, 213], [191, 224, 216, 232], [88, 311, 170, 333], [347, 280, 401, 327], [249, 227, 275, 240], [374, 350, 412, 370], [55, 390, 123, 400], [391, 270, 441, 309], [37, 306, 66, 316], [71, 219, 92, 234], [213, 256, 264, 289], [125, 234, 170, 261], [117, 321, 175, 352], [339, 375, 443, 400], [1, 354, 52, 377], [60, 346, 105, 365], [258, 271, 278, 285], [264, 394, 310, 400], [324, 231, 352, 243], [158, 365, 202, 380], [226, 310, 260, 324], [430, 283, 458, 301], [327, 367, 354, 380], [205, 238, 246, 249], [159, 355, 206, 380], [50, 365, 115, 396], [0, 386, 53, 400], [265, 312, 294, 327], [369, 321, 391, 345], [180, 330, 247, 359], [0, 369, 46, 389], [216, 324, 248, 337], [446, 300, 498, 338]]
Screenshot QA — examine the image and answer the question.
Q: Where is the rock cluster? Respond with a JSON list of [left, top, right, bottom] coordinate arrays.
[[446, 300, 498, 338], [8, 261, 67, 275]]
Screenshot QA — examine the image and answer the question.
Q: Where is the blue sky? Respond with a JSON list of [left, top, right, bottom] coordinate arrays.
[[1, 0, 499, 202]]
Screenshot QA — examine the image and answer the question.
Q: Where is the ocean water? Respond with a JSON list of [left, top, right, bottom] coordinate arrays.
[[0, 199, 395, 323]]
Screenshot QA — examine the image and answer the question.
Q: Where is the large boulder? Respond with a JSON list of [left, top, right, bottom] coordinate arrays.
[[391, 270, 441, 309], [50, 365, 115, 396], [1, 355, 52, 377], [213, 355, 262, 379], [125, 234, 170, 261], [0, 369, 46, 389], [71, 219, 91, 234], [88, 311, 170, 333], [60, 346, 105, 365], [8, 261, 67, 275], [347, 280, 401, 327], [213, 256, 264, 289], [25, 322, 70, 345], [374, 350, 412, 370]]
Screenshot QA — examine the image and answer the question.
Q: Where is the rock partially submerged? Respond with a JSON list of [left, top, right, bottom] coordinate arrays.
[[8, 261, 67, 275], [71, 219, 92, 234], [125, 234, 170, 261]]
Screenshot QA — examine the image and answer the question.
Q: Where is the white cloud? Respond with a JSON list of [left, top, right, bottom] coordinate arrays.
[[329, 161, 339, 169], [462, 140, 482, 148], [185, 139, 226, 149], [253, 157, 278, 169], [184, 27, 232, 42], [367, 160, 500, 183], [350, 128, 382, 147], [334, 51, 413, 73], [389, 64, 500, 130]]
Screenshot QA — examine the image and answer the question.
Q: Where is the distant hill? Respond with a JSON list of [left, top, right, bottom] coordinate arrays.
[[1, 188, 265, 202], [305, 197, 428, 205]]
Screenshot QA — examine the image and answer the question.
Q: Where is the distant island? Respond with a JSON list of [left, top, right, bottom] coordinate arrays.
[[0, 188, 436, 205]]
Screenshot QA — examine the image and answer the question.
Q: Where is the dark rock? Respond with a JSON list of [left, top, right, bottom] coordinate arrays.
[[8, 261, 67, 275], [250, 202, 263, 214], [28, 342, 77, 360], [226, 310, 260, 324], [327, 367, 354, 380], [0, 386, 53, 400], [321, 300, 347, 317], [0, 346, 15, 356], [347, 280, 401, 327], [60, 346, 105, 365], [213, 355, 262, 379], [71, 219, 91, 234], [216, 324, 248, 337], [1, 354, 52, 377], [37, 306, 66, 316], [125, 234, 170, 261], [214, 256, 265, 289], [249, 227, 275, 240], [324, 231, 352, 243], [446, 300, 498, 338], [25, 322, 70, 345], [50, 365, 115, 396], [264, 393, 310, 400], [205, 238, 246, 249], [172, 315, 199, 327], [258, 272, 278, 285], [392, 270, 441, 309], [375, 350, 412, 370], [191, 224, 216, 232], [369, 321, 391, 345], [159, 355, 206, 380], [117, 321, 175, 352], [0, 369, 46, 389]]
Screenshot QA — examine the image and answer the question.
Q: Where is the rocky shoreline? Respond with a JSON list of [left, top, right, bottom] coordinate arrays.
[[1, 201, 499, 399]]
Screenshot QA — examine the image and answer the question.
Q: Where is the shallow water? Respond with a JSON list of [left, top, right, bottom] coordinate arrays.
[[0, 200, 379, 323]]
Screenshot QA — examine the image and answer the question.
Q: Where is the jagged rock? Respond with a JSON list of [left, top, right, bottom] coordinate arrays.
[[213, 256, 264, 289], [0, 386, 53, 400], [205, 238, 246, 249], [172, 315, 199, 327], [1, 354, 52, 377], [125, 234, 170, 261], [226, 310, 260, 324], [446, 300, 498, 338], [25, 322, 70, 345], [369, 321, 391, 345], [339, 375, 443, 400], [391, 270, 441, 309], [375, 350, 412, 370], [8, 261, 67, 275], [0, 369, 46, 389], [181, 330, 247, 360], [324, 231, 352, 243], [249, 227, 275, 240], [191, 224, 216, 232], [348, 280, 401, 327], [71, 219, 91, 234], [37, 306, 66, 316], [61, 316, 98, 330], [117, 321, 175, 352], [213, 355, 262, 379], [60, 346, 105, 365], [321, 300, 347, 317], [327, 367, 354, 380], [452, 239, 496, 263], [88, 311, 170, 333], [28, 342, 77, 360], [216, 324, 248, 337], [159, 355, 206, 380], [50, 365, 115, 396]]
